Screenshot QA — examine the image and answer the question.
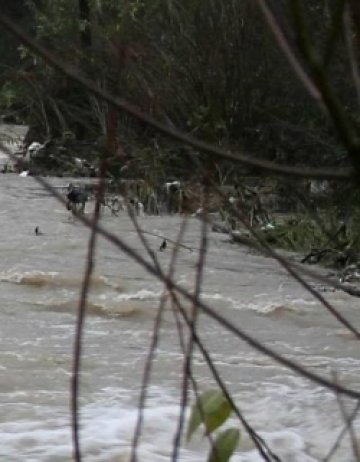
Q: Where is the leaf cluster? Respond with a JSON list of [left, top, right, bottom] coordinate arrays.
[[187, 390, 240, 462]]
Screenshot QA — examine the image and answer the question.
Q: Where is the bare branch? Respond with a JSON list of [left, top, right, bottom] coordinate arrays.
[[256, 0, 324, 105], [130, 217, 188, 462], [288, 0, 360, 174], [168, 291, 280, 461], [324, 400, 360, 461], [1, 138, 359, 402], [71, 173, 104, 461], [172, 198, 208, 461], [0, 157, 356, 404]]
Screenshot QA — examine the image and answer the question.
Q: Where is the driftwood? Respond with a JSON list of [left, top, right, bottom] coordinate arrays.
[[300, 223, 354, 266]]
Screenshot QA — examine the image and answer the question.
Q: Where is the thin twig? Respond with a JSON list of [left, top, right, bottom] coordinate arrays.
[[130, 217, 188, 462], [324, 400, 360, 461], [289, 0, 360, 176], [256, 0, 324, 106], [1, 140, 359, 401], [87, 229, 360, 399], [203, 178, 360, 339], [71, 173, 104, 461], [193, 149, 360, 316], [167, 291, 280, 462], [172, 197, 208, 461], [140, 230, 194, 253], [169, 284, 221, 461], [130, 212, 221, 461], [219, 223, 360, 299], [8, 173, 360, 398], [332, 372, 360, 462]]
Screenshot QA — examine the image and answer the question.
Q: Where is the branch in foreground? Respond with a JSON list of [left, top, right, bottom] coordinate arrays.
[[131, 213, 279, 461], [256, 0, 324, 106], [24, 171, 360, 400], [324, 400, 360, 461], [71, 220, 360, 399], [0, 142, 358, 460], [172, 211, 208, 461], [71, 167, 104, 462], [257, 0, 360, 177], [130, 218, 187, 462], [214, 223, 360, 299], [1, 140, 359, 408], [206, 190, 360, 340]]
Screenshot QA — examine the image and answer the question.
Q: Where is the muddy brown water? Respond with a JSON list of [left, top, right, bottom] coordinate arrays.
[[0, 174, 359, 461]]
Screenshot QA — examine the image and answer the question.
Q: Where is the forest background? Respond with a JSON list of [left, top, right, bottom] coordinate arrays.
[[0, 0, 353, 180]]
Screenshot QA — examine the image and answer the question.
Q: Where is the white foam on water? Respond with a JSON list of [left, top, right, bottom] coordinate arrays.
[[1, 376, 355, 462], [200, 292, 316, 315], [0, 357, 357, 461], [227, 379, 360, 462], [231, 429, 317, 462], [113, 289, 163, 301], [0, 269, 123, 292], [288, 297, 317, 307], [203, 292, 237, 307], [0, 398, 198, 462], [0, 269, 60, 285]]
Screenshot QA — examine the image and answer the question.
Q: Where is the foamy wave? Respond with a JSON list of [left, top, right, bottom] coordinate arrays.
[[115, 289, 163, 301], [200, 293, 311, 315], [288, 297, 317, 307], [0, 380, 353, 462], [46, 300, 146, 318], [203, 292, 237, 307], [233, 429, 317, 462], [0, 399, 196, 462], [0, 270, 123, 291], [0, 270, 60, 286], [249, 303, 303, 315], [32, 288, 166, 318]]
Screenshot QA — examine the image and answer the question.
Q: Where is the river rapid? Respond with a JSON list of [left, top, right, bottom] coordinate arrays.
[[0, 174, 360, 462]]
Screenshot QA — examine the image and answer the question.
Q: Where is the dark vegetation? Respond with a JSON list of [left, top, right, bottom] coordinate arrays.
[[0, 1, 352, 169]]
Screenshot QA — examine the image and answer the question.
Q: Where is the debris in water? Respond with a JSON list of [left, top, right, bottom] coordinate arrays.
[[34, 226, 43, 236], [159, 239, 167, 251]]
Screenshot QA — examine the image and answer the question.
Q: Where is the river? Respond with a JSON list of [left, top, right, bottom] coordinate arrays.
[[0, 174, 359, 462]]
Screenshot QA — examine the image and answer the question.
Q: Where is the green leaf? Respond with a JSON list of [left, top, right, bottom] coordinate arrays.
[[208, 428, 240, 462], [187, 390, 233, 441]]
